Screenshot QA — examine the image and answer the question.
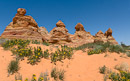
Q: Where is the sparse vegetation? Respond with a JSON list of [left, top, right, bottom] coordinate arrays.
[[99, 65, 107, 74], [43, 49, 50, 59], [42, 41, 50, 46], [8, 60, 19, 75], [115, 62, 129, 72], [75, 42, 130, 56], [51, 68, 65, 81], [1, 39, 30, 50], [88, 49, 102, 55], [51, 45, 73, 64], [32, 40, 41, 44]]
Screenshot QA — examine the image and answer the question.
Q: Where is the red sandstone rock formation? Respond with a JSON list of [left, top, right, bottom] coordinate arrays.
[[105, 28, 118, 44], [71, 23, 94, 46], [94, 30, 107, 43], [1, 8, 44, 41], [94, 28, 118, 44], [49, 20, 71, 43]]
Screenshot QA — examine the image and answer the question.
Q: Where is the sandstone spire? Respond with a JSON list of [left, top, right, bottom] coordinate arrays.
[[75, 23, 85, 31], [104, 28, 112, 37], [56, 20, 65, 27]]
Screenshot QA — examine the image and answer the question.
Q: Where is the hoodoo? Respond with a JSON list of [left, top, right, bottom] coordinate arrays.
[[49, 20, 71, 43], [1, 8, 44, 41]]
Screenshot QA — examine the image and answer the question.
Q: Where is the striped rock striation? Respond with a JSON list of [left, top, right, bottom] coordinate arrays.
[[1, 8, 44, 41]]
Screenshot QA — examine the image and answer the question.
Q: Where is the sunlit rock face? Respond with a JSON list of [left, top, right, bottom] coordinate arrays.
[[49, 20, 72, 43], [1, 8, 45, 41], [94, 28, 118, 44]]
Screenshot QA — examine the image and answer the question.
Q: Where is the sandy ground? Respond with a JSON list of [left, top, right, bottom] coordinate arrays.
[[0, 44, 130, 81]]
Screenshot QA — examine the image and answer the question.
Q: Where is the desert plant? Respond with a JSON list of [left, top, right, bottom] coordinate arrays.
[[99, 65, 107, 74], [109, 45, 125, 53], [51, 68, 58, 80], [88, 49, 102, 55], [51, 68, 65, 81], [31, 74, 37, 81], [59, 69, 65, 81], [8, 60, 19, 74], [38, 72, 49, 81], [15, 73, 22, 81], [115, 62, 129, 72], [32, 40, 40, 44], [51, 45, 73, 64], [28, 46, 43, 65], [43, 49, 50, 59], [126, 51, 130, 57], [0, 38, 8, 45], [42, 41, 50, 46]]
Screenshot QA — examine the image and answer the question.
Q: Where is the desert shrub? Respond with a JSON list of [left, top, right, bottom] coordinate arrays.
[[99, 65, 107, 74], [0, 38, 8, 45], [51, 45, 73, 64], [31, 74, 37, 81], [43, 49, 50, 59], [1, 39, 30, 50], [74, 43, 97, 50], [75, 42, 110, 51], [15, 73, 22, 81], [16, 47, 33, 57], [126, 51, 130, 57], [42, 41, 50, 46], [51, 68, 58, 80], [88, 49, 102, 55], [28, 46, 43, 65], [51, 68, 65, 81], [8, 60, 19, 74], [2, 39, 17, 50], [58, 69, 65, 81], [38, 72, 49, 81], [109, 45, 125, 53], [32, 40, 40, 44], [115, 62, 129, 72], [108, 71, 130, 81]]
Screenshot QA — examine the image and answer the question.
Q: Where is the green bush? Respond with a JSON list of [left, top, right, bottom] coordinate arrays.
[[28, 46, 43, 65], [0, 38, 8, 45], [99, 65, 107, 74], [51, 68, 58, 80], [8, 60, 19, 74], [51, 68, 65, 81], [126, 51, 130, 57], [1, 39, 30, 50], [32, 40, 40, 44], [51, 45, 73, 64], [109, 45, 125, 53], [108, 71, 130, 81], [42, 41, 50, 46], [43, 49, 50, 59], [59, 70, 65, 81], [88, 49, 102, 55]]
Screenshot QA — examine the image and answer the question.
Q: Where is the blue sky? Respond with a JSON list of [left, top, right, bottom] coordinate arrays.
[[0, 0, 130, 45]]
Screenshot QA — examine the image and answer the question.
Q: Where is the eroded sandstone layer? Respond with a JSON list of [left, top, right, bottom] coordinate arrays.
[[1, 8, 44, 41], [1, 8, 118, 45]]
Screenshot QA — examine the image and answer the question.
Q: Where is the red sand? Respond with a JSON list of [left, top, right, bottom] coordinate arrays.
[[0, 45, 130, 81]]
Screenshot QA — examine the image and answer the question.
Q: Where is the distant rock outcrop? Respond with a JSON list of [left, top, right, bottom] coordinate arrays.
[[94, 28, 118, 44], [1, 8, 44, 41], [49, 20, 71, 43], [105, 28, 118, 44], [94, 30, 107, 43], [0, 8, 118, 45], [71, 23, 94, 46]]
